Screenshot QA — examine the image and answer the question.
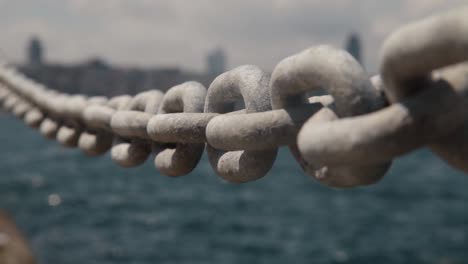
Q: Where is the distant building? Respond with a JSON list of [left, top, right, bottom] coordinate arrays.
[[19, 62, 212, 96], [206, 47, 226, 77], [345, 32, 362, 66], [27, 36, 44, 66], [19, 37, 214, 96], [85, 57, 110, 70]]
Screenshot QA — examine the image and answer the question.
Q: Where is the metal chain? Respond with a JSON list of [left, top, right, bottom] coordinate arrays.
[[1, 7, 467, 188]]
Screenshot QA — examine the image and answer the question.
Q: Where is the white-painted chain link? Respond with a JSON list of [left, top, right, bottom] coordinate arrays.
[[1, 7, 468, 188]]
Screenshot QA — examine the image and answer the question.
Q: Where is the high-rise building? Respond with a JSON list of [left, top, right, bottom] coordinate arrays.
[[206, 48, 226, 77], [345, 32, 362, 66], [27, 36, 43, 66]]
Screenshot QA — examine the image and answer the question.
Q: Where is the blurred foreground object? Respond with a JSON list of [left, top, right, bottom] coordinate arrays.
[[0, 211, 35, 264]]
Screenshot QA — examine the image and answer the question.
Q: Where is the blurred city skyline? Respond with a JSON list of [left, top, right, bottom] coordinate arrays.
[[0, 0, 466, 72]]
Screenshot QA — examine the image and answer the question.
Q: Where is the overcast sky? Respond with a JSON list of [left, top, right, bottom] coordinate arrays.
[[0, 0, 466, 72]]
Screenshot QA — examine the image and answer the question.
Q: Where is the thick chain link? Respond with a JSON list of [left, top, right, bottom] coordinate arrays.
[[297, 7, 468, 177], [1, 7, 467, 187]]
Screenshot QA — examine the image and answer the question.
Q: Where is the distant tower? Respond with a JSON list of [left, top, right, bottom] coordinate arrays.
[[27, 36, 43, 65], [206, 47, 226, 77], [345, 32, 362, 66]]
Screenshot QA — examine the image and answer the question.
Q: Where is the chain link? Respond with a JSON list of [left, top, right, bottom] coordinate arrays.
[[1, 7, 467, 187], [297, 7, 468, 176], [204, 65, 277, 183]]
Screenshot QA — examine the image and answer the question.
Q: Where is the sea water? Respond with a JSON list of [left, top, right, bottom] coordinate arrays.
[[1, 115, 467, 264]]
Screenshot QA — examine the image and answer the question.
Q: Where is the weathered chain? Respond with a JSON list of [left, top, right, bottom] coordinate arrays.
[[1, 8, 467, 188]]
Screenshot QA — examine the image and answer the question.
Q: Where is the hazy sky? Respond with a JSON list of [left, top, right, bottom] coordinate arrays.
[[0, 0, 466, 72]]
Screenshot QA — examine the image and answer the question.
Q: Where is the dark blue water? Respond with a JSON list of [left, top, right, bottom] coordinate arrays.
[[1, 115, 467, 264]]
